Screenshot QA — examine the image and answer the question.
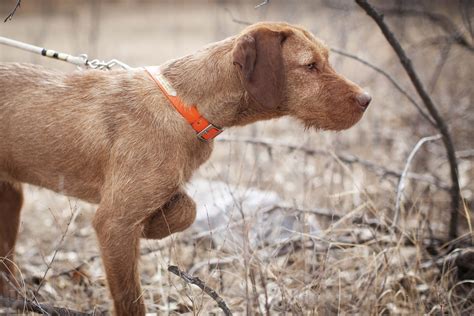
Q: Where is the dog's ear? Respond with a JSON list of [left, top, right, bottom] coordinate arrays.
[[232, 28, 287, 109]]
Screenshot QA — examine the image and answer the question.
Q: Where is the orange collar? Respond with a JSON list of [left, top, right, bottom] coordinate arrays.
[[144, 66, 223, 141]]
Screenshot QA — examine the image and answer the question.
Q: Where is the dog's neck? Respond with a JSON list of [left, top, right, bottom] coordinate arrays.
[[160, 37, 284, 128]]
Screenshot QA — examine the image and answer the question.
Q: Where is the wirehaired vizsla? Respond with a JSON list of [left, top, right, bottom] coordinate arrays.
[[0, 22, 370, 315]]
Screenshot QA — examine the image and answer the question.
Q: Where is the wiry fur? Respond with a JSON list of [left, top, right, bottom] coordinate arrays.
[[0, 22, 369, 315]]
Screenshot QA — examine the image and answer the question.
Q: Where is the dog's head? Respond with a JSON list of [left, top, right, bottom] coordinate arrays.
[[232, 22, 370, 131]]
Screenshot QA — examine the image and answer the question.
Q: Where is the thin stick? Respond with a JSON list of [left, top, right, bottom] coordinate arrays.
[[255, 0, 269, 9], [381, 8, 474, 53], [456, 149, 474, 159], [168, 265, 232, 315], [224, 8, 251, 26], [355, 0, 461, 241], [34, 203, 78, 296], [393, 134, 442, 227], [3, 0, 21, 23], [331, 48, 436, 126]]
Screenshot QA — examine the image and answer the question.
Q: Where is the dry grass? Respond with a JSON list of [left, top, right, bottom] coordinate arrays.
[[0, 0, 473, 314]]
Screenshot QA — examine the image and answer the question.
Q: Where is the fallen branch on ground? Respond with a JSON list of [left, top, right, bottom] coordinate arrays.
[[0, 295, 99, 316], [168, 265, 232, 316]]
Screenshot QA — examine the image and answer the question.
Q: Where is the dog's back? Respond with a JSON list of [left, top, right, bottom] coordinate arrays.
[[0, 63, 155, 202]]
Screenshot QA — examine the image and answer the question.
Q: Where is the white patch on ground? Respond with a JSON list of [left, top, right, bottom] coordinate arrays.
[[187, 178, 321, 251]]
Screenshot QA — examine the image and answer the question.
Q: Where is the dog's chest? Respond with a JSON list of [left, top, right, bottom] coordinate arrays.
[[181, 140, 214, 181]]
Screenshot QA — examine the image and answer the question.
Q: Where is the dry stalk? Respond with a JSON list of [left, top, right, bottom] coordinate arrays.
[[393, 134, 442, 227], [1, 272, 99, 315], [34, 202, 78, 296]]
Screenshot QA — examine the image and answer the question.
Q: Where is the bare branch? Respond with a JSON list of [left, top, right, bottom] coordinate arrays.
[[331, 48, 436, 126], [381, 7, 474, 53], [459, 0, 474, 41], [3, 0, 21, 23], [428, 40, 453, 92], [355, 0, 461, 241], [255, 0, 270, 9], [168, 265, 232, 315], [456, 149, 474, 160], [394, 134, 442, 226], [223, 8, 251, 26], [217, 136, 449, 190]]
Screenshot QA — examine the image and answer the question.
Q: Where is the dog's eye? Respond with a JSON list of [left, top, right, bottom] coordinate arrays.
[[306, 63, 317, 71]]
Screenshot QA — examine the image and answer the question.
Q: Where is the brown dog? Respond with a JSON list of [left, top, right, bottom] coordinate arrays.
[[0, 22, 370, 315]]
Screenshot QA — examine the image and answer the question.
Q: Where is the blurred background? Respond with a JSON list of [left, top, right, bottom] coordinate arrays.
[[1, 0, 473, 314]]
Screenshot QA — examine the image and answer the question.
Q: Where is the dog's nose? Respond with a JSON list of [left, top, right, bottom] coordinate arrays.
[[356, 92, 372, 110]]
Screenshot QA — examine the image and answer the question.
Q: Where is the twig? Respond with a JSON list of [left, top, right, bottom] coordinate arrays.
[[34, 203, 78, 296], [459, 0, 473, 41], [0, 272, 31, 310], [355, 0, 461, 241], [456, 149, 474, 159], [0, 295, 98, 315], [224, 8, 251, 26], [428, 39, 453, 92], [168, 265, 232, 315], [393, 134, 442, 227], [331, 48, 436, 126], [381, 8, 474, 53], [1, 272, 98, 315], [217, 136, 449, 190], [3, 0, 21, 23], [255, 0, 269, 9]]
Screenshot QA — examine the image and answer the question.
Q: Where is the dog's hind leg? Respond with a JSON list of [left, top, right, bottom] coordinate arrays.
[[0, 181, 23, 297]]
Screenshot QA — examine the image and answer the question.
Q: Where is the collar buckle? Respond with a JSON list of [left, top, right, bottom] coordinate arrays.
[[197, 124, 223, 141]]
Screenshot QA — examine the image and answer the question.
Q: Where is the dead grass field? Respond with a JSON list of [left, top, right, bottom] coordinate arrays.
[[0, 0, 473, 314]]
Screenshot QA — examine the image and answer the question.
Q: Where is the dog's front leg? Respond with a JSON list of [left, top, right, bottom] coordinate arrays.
[[93, 203, 145, 316], [92, 164, 181, 316], [142, 189, 196, 240]]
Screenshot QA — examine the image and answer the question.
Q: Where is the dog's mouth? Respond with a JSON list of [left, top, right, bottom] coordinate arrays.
[[327, 94, 370, 130], [298, 102, 366, 132]]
